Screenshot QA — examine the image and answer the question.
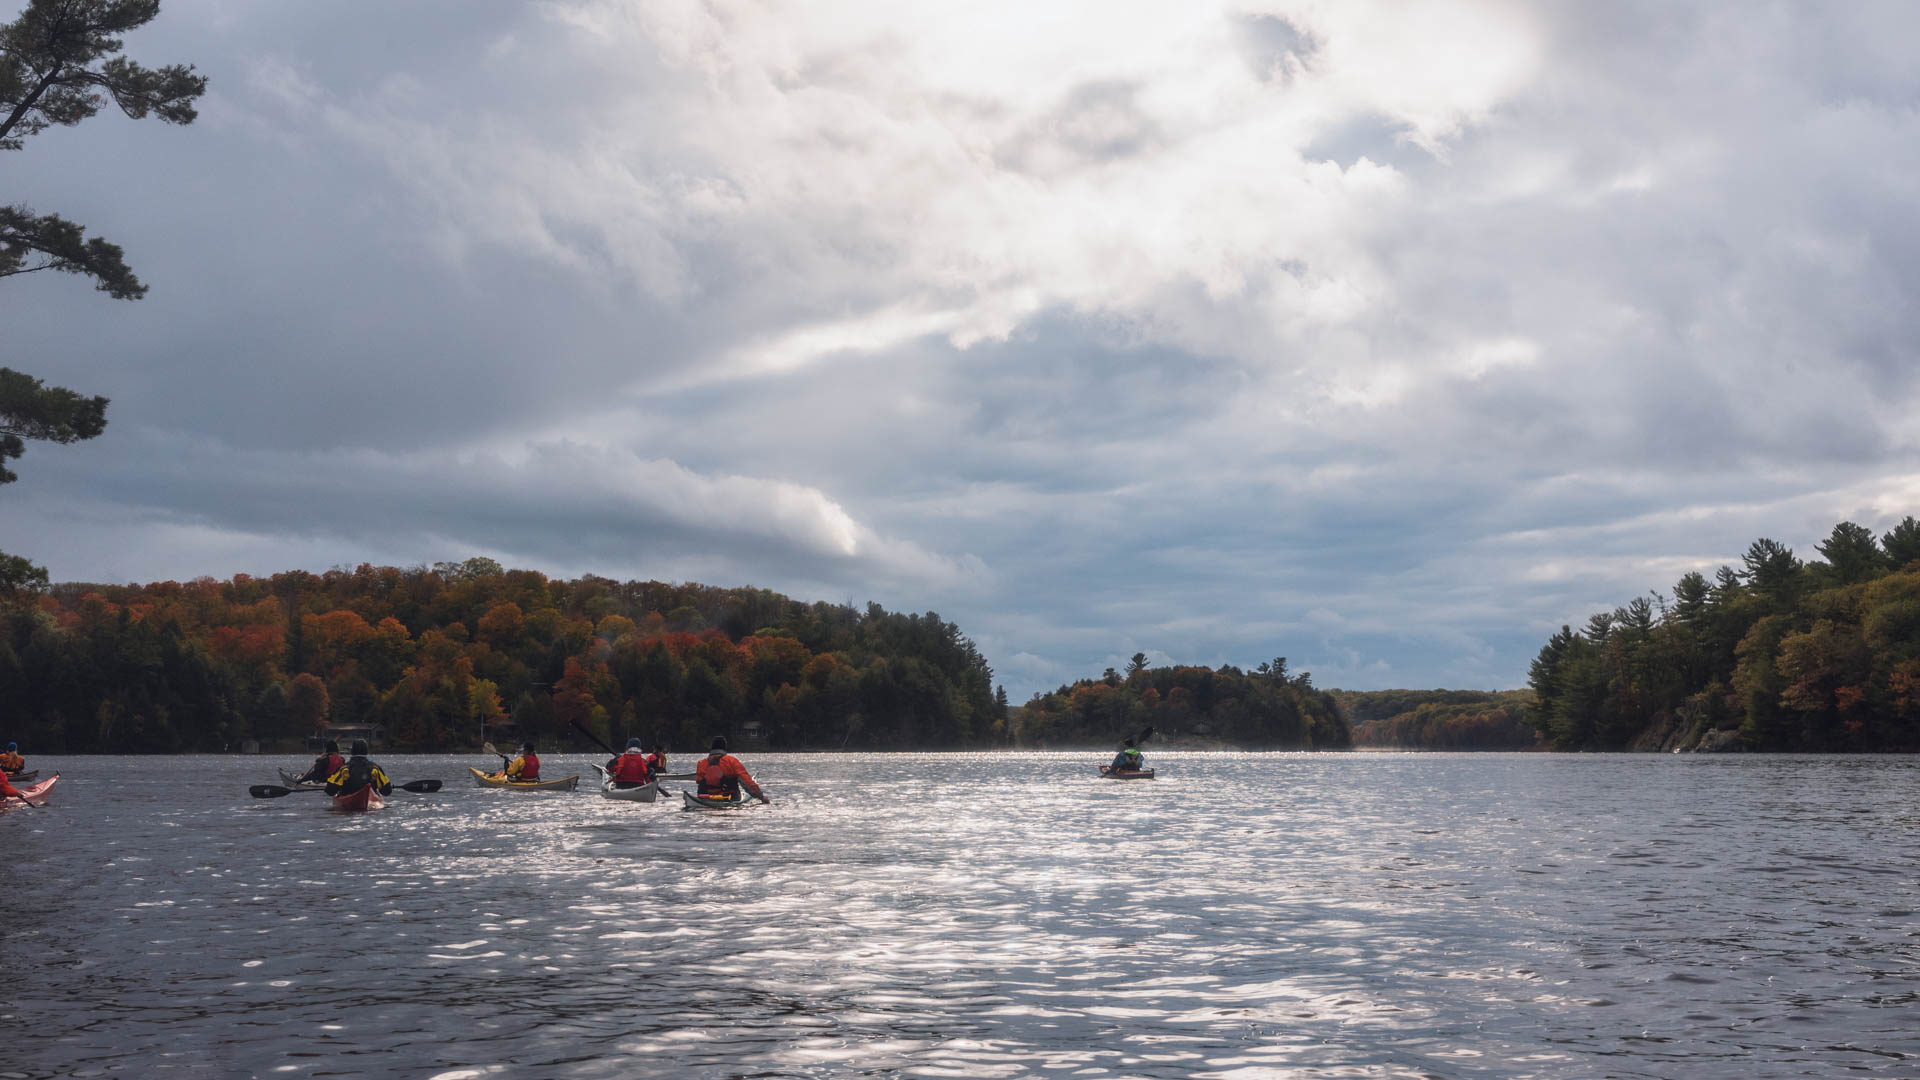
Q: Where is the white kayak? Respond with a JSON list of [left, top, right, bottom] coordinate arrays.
[[277, 767, 326, 790], [592, 764, 658, 803]]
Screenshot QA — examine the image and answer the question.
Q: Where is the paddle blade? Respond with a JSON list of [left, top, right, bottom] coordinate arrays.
[[1136, 726, 1155, 744], [481, 742, 500, 757], [249, 785, 295, 799], [398, 779, 442, 794]]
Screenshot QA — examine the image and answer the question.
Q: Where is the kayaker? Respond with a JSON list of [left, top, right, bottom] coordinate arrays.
[[0, 772, 22, 801], [0, 743, 23, 774], [296, 740, 344, 784], [644, 742, 667, 776], [1109, 738, 1145, 774], [325, 739, 392, 798], [605, 738, 653, 788], [696, 736, 768, 804], [506, 741, 541, 782]]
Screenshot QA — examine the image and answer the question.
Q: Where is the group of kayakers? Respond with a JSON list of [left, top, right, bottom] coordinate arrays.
[[599, 735, 764, 801], [294, 738, 393, 798], [288, 732, 771, 803]]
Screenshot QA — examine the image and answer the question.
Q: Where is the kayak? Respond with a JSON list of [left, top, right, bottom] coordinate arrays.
[[3, 774, 57, 808], [682, 789, 748, 811], [592, 764, 658, 803], [5, 770, 37, 783], [277, 767, 325, 790], [469, 767, 580, 791], [330, 785, 385, 812], [1098, 766, 1156, 780]]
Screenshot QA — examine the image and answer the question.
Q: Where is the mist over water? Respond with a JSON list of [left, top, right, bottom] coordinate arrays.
[[6, 752, 1918, 1078]]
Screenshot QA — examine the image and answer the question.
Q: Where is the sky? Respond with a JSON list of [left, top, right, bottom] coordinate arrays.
[[5, 0, 1920, 700]]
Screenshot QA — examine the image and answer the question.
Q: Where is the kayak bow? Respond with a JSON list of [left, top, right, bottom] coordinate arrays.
[[3, 774, 57, 807]]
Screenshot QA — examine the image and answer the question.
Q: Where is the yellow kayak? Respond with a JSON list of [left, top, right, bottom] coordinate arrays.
[[468, 767, 579, 791]]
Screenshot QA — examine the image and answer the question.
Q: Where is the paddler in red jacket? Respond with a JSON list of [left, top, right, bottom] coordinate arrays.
[[505, 741, 540, 782], [0, 772, 23, 801], [696, 736, 768, 803], [296, 740, 344, 784], [644, 742, 667, 776], [605, 738, 653, 788]]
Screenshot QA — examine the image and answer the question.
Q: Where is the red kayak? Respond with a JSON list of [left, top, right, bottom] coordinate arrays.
[[330, 785, 385, 812], [2, 774, 58, 808]]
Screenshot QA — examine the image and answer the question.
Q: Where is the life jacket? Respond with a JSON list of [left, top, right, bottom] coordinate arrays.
[[306, 752, 343, 781], [0, 751, 23, 772], [696, 754, 744, 797], [508, 752, 540, 781], [644, 752, 665, 774], [328, 756, 389, 795], [609, 751, 651, 784]]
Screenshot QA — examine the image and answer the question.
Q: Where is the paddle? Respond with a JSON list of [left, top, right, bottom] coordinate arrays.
[[482, 740, 513, 774], [249, 778, 442, 799], [568, 718, 619, 758]]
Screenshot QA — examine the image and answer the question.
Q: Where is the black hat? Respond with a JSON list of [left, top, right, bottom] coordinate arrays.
[[351, 739, 369, 755], [522, 741, 535, 752], [325, 739, 339, 752], [709, 735, 728, 752]]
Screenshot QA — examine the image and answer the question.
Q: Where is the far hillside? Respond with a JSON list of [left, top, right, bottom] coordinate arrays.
[[1013, 655, 1350, 749], [1332, 689, 1540, 750]]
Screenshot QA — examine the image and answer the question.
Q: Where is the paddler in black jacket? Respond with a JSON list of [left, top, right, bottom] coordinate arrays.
[[325, 740, 392, 797]]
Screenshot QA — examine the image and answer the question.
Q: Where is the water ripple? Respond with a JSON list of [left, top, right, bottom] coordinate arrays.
[[5, 752, 1919, 1077]]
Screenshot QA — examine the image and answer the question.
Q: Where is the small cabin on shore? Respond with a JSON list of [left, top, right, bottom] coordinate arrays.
[[307, 723, 384, 751]]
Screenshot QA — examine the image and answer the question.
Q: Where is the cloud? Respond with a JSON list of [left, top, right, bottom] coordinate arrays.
[[5, 0, 1920, 701]]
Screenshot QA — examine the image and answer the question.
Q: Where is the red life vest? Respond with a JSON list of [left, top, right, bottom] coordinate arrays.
[[610, 751, 651, 783], [513, 752, 540, 781]]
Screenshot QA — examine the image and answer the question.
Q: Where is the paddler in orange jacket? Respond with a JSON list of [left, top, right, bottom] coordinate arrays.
[[696, 736, 768, 803], [0, 742, 24, 773], [505, 741, 541, 782], [605, 738, 652, 788]]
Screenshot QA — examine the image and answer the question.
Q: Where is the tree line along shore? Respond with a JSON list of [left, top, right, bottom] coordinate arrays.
[[0, 558, 1352, 754], [4, 516, 1917, 756]]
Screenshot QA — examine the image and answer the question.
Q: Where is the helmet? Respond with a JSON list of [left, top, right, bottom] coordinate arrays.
[[5, 742, 14, 751], [709, 736, 728, 752], [351, 739, 369, 755], [521, 741, 536, 753], [626, 737, 643, 749]]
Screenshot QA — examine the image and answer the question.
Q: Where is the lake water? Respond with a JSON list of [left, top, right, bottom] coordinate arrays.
[[4, 752, 1918, 1079]]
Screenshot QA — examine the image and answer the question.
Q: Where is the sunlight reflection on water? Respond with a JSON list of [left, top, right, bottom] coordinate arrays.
[[7, 752, 1920, 1077]]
